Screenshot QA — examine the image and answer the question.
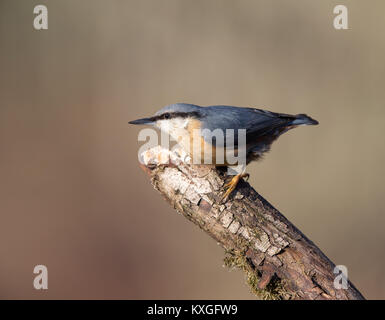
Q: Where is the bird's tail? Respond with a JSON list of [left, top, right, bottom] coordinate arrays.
[[290, 114, 319, 126]]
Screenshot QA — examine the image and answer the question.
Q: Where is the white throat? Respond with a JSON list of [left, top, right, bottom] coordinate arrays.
[[156, 118, 191, 139]]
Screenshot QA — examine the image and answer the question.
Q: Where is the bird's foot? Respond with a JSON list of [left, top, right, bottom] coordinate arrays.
[[221, 173, 249, 202]]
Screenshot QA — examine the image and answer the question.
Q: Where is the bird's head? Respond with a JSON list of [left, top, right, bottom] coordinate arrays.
[[129, 103, 204, 137]]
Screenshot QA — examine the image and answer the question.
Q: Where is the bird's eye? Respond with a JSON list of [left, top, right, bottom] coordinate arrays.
[[164, 113, 170, 119]]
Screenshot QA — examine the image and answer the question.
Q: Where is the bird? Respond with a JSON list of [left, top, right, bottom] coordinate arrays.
[[129, 103, 318, 200]]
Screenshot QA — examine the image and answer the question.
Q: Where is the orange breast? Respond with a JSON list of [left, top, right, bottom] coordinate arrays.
[[186, 119, 241, 166]]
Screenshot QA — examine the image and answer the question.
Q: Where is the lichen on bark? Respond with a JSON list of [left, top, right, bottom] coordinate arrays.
[[139, 146, 365, 300]]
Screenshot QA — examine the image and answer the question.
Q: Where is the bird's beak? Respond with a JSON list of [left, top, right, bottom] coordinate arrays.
[[128, 117, 154, 125]]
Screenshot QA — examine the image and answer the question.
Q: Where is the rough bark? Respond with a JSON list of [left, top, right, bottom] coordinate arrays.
[[140, 146, 365, 300]]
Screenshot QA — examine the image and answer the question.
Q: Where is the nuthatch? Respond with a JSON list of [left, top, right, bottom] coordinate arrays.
[[129, 103, 318, 200]]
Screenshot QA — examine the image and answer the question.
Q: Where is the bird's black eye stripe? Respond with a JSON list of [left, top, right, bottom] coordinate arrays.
[[155, 111, 200, 121]]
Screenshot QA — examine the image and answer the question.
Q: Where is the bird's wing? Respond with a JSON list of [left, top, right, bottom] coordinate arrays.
[[201, 106, 294, 148]]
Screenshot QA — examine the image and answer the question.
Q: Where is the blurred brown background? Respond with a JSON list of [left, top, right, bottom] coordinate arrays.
[[0, 0, 384, 299]]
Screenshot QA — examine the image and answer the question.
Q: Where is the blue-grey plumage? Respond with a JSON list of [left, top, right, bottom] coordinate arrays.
[[129, 103, 318, 199], [136, 103, 318, 161]]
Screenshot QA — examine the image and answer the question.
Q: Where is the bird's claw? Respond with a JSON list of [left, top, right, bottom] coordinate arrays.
[[221, 173, 249, 202]]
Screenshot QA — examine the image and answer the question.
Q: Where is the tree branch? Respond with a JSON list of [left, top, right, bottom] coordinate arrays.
[[139, 146, 365, 300]]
